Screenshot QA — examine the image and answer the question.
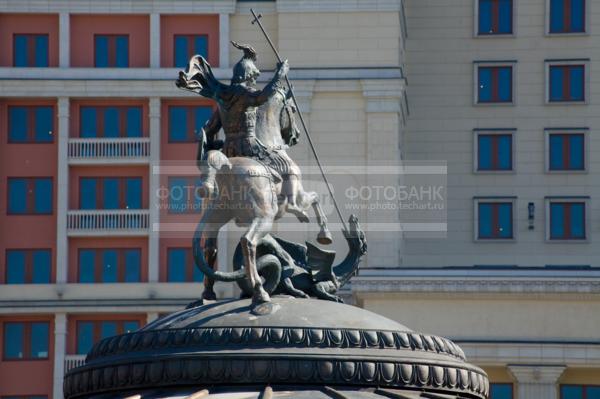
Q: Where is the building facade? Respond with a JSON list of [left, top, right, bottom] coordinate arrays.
[[0, 1, 597, 399]]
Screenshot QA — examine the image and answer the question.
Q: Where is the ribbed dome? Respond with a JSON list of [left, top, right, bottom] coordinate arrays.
[[64, 297, 488, 399]]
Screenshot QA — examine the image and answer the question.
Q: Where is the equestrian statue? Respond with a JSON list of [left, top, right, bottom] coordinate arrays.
[[176, 37, 367, 308]]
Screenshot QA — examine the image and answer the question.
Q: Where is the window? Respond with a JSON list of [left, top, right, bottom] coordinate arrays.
[[476, 64, 514, 104], [168, 177, 203, 214], [548, 62, 586, 102], [168, 105, 212, 142], [79, 177, 142, 210], [549, 0, 586, 33], [8, 106, 54, 143], [475, 199, 515, 240], [5, 249, 51, 284], [94, 35, 129, 68], [7, 178, 53, 215], [547, 131, 585, 171], [13, 34, 49, 67], [167, 248, 203, 282], [2, 321, 49, 360], [478, 0, 513, 35], [548, 200, 586, 240], [490, 383, 513, 399], [561, 385, 600, 399], [174, 35, 208, 68], [1, 396, 48, 399], [76, 320, 139, 354], [475, 131, 514, 171], [80, 106, 143, 138], [78, 248, 141, 283]]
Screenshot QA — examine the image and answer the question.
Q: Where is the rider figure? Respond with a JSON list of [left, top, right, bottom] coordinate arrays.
[[195, 42, 306, 217]]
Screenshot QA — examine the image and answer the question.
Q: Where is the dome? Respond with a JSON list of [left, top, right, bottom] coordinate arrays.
[[63, 297, 489, 399]]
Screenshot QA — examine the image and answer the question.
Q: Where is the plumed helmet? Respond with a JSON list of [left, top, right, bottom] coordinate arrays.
[[231, 41, 260, 84]]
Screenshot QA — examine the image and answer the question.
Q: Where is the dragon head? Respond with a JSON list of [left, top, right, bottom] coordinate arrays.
[[346, 214, 367, 256]]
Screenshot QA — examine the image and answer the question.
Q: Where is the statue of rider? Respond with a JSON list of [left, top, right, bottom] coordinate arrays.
[[193, 42, 306, 218]]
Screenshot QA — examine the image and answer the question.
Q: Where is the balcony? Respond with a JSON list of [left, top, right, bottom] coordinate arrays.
[[68, 138, 150, 165], [65, 354, 86, 374], [67, 209, 150, 236]]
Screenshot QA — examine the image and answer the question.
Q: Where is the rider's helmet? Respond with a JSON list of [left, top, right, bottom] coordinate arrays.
[[230, 41, 260, 87]]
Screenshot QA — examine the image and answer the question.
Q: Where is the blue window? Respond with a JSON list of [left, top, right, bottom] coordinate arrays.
[[2, 321, 49, 359], [13, 34, 49, 67], [490, 383, 513, 399], [95, 35, 129, 67], [174, 34, 208, 67], [76, 320, 140, 354], [79, 177, 143, 210], [550, 0, 586, 33], [8, 106, 54, 143], [478, 0, 513, 35], [168, 105, 212, 142], [561, 385, 600, 399], [550, 202, 586, 240], [80, 106, 143, 138], [6, 249, 51, 284], [7, 177, 53, 215], [477, 133, 512, 171], [167, 248, 203, 282], [168, 177, 203, 214], [549, 133, 584, 171], [549, 64, 585, 102], [478, 66, 513, 103], [478, 202, 513, 239], [78, 248, 141, 283]]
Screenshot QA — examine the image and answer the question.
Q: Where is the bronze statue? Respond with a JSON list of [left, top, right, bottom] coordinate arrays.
[[176, 41, 365, 308]]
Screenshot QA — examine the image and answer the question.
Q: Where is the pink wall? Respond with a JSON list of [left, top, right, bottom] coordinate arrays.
[[160, 15, 220, 67], [0, 99, 58, 284], [68, 165, 149, 209], [68, 237, 149, 283], [0, 13, 59, 67], [70, 15, 149, 67], [0, 315, 54, 398], [69, 98, 149, 137]]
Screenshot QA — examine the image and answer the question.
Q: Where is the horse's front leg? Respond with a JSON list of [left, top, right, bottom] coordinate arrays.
[[241, 217, 273, 305]]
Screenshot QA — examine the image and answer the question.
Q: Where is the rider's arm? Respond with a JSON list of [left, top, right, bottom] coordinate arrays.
[[200, 110, 221, 142], [247, 60, 289, 106]]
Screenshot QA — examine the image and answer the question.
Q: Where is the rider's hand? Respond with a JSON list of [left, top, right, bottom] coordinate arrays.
[[278, 59, 289, 76]]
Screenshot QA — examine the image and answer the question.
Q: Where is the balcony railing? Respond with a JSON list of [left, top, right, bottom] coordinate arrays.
[[68, 137, 150, 164], [67, 209, 150, 236], [64, 354, 86, 373]]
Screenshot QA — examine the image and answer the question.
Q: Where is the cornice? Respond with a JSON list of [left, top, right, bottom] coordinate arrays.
[[276, 0, 403, 13], [508, 365, 566, 384]]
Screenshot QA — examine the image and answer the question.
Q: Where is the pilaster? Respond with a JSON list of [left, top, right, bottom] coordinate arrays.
[[56, 97, 69, 284], [52, 313, 67, 399], [150, 13, 161, 68], [219, 13, 230, 69], [59, 13, 70, 67], [508, 365, 566, 399], [149, 97, 161, 282]]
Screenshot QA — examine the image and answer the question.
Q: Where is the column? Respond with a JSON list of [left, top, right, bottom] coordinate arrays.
[[361, 79, 406, 268], [59, 13, 69, 67], [150, 13, 161, 68], [56, 97, 69, 284], [52, 313, 68, 399], [148, 98, 161, 282], [508, 365, 566, 399], [219, 13, 230, 68]]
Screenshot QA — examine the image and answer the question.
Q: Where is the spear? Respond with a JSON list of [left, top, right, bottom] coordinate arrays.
[[250, 8, 348, 233]]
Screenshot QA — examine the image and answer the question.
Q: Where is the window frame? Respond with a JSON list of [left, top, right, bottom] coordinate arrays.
[[93, 34, 130, 68], [78, 176, 143, 210], [2, 321, 50, 361], [545, 59, 589, 104], [173, 34, 209, 68], [545, 0, 589, 36], [474, 0, 516, 37], [12, 33, 50, 67], [75, 319, 140, 355], [544, 128, 588, 173], [167, 176, 204, 214], [473, 197, 518, 242], [473, 129, 516, 173], [545, 197, 590, 242], [167, 105, 213, 143], [5, 248, 52, 284], [7, 105, 55, 144], [78, 105, 144, 138], [474, 61, 517, 105], [77, 248, 142, 283], [560, 384, 600, 399], [6, 177, 54, 215], [490, 383, 514, 399], [166, 247, 204, 283]]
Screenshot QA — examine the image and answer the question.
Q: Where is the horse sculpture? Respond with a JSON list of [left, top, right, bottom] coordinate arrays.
[[176, 45, 366, 308]]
